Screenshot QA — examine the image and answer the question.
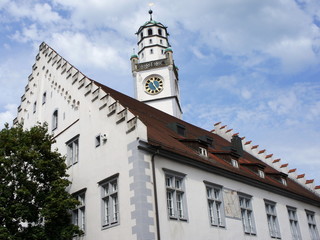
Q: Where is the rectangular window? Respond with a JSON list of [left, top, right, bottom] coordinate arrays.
[[306, 210, 320, 240], [206, 184, 225, 227], [165, 171, 187, 220], [239, 194, 256, 235], [265, 200, 281, 238], [95, 135, 101, 147], [33, 101, 37, 113], [100, 176, 119, 228], [52, 110, 58, 131], [67, 136, 79, 165], [287, 207, 302, 240], [231, 159, 239, 168], [72, 191, 86, 232], [42, 92, 47, 104]]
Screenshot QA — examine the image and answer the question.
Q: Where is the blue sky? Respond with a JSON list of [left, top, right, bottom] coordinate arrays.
[[0, 0, 320, 185]]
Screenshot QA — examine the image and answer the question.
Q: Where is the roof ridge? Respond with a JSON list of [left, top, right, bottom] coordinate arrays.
[[213, 121, 320, 196]]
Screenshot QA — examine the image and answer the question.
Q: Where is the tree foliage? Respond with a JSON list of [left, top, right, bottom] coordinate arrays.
[[0, 124, 81, 240]]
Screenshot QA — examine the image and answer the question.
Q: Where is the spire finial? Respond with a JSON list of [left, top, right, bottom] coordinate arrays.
[[148, 3, 154, 20]]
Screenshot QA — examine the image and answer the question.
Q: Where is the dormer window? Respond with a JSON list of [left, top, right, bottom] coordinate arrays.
[[199, 147, 208, 157], [258, 169, 265, 178], [176, 124, 186, 136], [281, 178, 287, 186], [148, 28, 153, 36], [231, 159, 239, 168]]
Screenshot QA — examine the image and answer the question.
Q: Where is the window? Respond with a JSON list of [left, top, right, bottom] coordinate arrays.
[[265, 201, 281, 238], [158, 28, 162, 36], [306, 210, 319, 240], [287, 207, 302, 240], [42, 92, 46, 104], [160, 39, 163, 44], [96, 135, 101, 147], [149, 39, 152, 44], [67, 136, 79, 165], [231, 159, 239, 168], [72, 191, 86, 232], [199, 147, 208, 157], [100, 176, 119, 228], [140, 32, 143, 39], [148, 28, 153, 36], [239, 194, 256, 235], [281, 178, 287, 186], [258, 169, 265, 178], [33, 101, 37, 113], [150, 49, 153, 54], [165, 171, 187, 220], [206, 184, 225, 227], [52, 110, 58, 130]]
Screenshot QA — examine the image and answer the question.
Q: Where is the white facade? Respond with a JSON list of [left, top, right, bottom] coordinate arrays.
[[15, 15, 320, 240]]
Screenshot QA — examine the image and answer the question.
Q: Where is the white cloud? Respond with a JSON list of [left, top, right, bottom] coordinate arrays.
[[49, 31, 129, 72], [0, 104, 17, 128]]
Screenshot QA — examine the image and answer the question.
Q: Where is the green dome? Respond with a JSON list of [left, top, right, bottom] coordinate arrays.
[[130, 54, 138, 59], [164, 47, 173, 52]]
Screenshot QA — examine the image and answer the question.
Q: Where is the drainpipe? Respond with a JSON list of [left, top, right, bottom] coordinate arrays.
[[151, 149, 161, 240]]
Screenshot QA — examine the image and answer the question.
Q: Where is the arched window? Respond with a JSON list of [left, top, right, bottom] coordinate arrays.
[[148, 28, 153, 36], [149, 39, 153, 44], [52, 109, 58, 130], [158, 29, 162, 36]]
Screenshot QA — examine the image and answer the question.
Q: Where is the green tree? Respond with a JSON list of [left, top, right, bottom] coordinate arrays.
[[0, 124, 81, 240]]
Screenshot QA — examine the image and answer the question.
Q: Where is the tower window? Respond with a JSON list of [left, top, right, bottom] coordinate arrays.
[[140, 32, 143, 39], [148, 28, 153, 36], [150, 49, 153, 54], [160, 39, 163, 45], [149, 39, 152, 44], [158, 29, 162, 36], [141, 53, 144, 58], [141, 43, 143, 48], [161, 49, 164, 54]]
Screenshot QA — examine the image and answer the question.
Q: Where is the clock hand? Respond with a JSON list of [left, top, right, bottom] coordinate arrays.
[[150, 79, 157, 89]]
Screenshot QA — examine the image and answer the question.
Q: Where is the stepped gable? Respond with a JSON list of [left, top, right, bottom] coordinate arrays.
[[93, 80, 320, 206]]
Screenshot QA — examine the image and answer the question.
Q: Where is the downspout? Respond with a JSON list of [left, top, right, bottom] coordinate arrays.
[[151, 149, 161, 240]]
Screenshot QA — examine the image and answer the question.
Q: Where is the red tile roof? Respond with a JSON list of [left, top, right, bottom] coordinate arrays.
[[92, 79, 320, 205]]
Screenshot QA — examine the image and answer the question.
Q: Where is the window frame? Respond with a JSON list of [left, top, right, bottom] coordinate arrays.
[[287, 206, 302, 240], [306, 210, 320, 240], [238, 193, 256, 235], [205, 182, 225, 228], [66, 135, 79, 166], [264, 200, 281, 239], [52, 109, 58, 131], [72, 190, 86, 233], [42, 92, 47, 105], [99, 174, 120, 229], [164, 169, 188, 221]]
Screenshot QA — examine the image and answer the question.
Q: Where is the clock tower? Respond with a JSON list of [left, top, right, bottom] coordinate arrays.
[[131, 10, 182, 119]]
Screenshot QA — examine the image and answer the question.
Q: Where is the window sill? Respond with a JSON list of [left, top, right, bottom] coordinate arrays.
[[102, 222, 119, 230]]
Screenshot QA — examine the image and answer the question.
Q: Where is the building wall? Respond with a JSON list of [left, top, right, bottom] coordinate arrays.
[[153, 156, 320, 240]]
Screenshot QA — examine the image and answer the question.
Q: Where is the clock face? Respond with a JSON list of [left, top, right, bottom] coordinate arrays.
[[145, 77, 163, 94]]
